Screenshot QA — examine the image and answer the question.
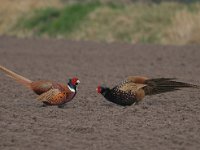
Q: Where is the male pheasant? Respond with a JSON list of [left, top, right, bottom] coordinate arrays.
[[96, 76, 199, 106], [0, 65, 80, 108]]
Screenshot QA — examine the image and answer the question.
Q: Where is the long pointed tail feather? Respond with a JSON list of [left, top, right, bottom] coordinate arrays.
[[0, 65, 32, 89], [144, 78, 199, 95]]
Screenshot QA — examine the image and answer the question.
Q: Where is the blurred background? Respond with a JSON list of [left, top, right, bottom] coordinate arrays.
[[1, 0, 200, 45]]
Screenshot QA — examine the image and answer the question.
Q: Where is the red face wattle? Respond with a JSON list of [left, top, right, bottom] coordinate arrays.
[[71, 77, 80, 86], [96, 86, 102, 93]]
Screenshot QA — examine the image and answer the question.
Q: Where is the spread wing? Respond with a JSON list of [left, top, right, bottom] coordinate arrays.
[[37, 89, 68, 105]]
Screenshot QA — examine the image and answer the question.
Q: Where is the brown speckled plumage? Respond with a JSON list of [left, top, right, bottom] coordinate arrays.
[[0, 65, 80, 107], [97, 76, 199, 106]]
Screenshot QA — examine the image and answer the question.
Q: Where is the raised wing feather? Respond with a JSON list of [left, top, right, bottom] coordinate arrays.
[[126, 76, 148, 84], [118, 82, 146, 95]]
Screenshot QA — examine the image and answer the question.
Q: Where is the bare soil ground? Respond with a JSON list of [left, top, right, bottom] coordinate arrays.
[[0, 36, 200, 150]]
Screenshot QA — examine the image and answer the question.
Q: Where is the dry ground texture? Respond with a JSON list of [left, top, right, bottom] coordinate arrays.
[[0, 36, 200, 150]]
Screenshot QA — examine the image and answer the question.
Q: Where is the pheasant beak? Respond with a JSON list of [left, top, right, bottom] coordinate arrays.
[[96, 86, 102, 93], [76, 80, 80, 84]]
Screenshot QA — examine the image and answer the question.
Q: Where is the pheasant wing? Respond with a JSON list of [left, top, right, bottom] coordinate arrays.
[[115, 80, 147, 101], [37, 89, 67, 105], [125, 76, 148, 84], [118, 82, 146, 95]]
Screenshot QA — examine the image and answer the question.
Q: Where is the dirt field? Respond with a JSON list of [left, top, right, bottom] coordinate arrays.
[[0, 36, 200, 150]]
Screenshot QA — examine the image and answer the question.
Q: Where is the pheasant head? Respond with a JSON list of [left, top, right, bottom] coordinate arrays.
[[96, 86, 110, 96], [68, 77, 80, 91]]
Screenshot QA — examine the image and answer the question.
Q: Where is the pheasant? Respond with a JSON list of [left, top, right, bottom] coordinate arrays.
[[0, 65, 80, 108], [96, 76, 199, 106]]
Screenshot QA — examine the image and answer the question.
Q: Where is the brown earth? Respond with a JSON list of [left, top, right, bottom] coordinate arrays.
[[0, 36, 200, 150]]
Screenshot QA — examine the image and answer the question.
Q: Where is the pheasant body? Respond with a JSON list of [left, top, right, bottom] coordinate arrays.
[[32, 81, 77, 106], [0, 65, 80, 107], [31, 81, 53, 95], [97, 76, 199, 106], [103, 87, 136, 106]]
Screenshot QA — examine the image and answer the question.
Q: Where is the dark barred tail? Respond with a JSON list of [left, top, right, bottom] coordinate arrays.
[[144, 78, 199, 95]]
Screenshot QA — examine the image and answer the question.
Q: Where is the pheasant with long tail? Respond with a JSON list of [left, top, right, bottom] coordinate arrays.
[[0, 65, 80, 108], [96, 76, 199, 106]]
